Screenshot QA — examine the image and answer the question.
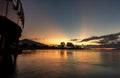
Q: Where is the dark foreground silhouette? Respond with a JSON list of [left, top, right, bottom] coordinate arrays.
[[0, 50, 19, 78]]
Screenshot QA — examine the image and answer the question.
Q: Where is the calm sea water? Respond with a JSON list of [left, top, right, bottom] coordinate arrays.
[[1, 50, 120, 78]]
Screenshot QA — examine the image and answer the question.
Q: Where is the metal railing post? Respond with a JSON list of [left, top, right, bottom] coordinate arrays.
[[5, 0, 9, 17]]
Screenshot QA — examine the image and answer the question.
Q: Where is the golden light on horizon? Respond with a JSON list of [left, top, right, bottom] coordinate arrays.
[[32, 24, 69, 45], [35, 38, 69, 45], [22, 12, 70, 45]]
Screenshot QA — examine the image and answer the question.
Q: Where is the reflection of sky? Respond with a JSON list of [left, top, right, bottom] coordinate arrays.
[[22, 0, 120, 44], [16, 50, 120, 78]]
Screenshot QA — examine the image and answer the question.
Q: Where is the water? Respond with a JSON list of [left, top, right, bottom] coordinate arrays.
[[1, 50, 120, 78]]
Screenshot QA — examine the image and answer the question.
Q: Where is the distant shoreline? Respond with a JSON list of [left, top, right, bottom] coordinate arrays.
[[21, 47, 120, 51]]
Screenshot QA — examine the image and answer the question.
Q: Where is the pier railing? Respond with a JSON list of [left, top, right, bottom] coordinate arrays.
[[0, 0, 24, 28]]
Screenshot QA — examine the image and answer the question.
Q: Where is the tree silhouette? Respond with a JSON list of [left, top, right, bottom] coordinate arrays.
[[67, 42, 74, 48], [60, 42, 65, 48]]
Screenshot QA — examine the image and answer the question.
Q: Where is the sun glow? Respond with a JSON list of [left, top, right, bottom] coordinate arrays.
[[36, 38, 69, 45], [22, 9, 70, 45], [31, 24, 69, 45]]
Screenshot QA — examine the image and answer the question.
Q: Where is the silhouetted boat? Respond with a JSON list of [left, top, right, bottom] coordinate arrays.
[[0, 0, 24, 54]]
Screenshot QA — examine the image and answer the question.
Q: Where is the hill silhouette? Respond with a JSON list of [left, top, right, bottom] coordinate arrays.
[[19, 39, 49, 49]]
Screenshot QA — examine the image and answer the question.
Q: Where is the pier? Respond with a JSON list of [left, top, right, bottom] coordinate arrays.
[[0, 0, 24, 54]]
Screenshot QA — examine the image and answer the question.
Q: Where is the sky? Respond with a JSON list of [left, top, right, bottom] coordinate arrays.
[[21, 0, 120, 45]]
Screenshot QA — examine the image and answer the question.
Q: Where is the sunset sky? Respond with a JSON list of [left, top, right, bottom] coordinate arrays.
[[21, 0, 120, 45]]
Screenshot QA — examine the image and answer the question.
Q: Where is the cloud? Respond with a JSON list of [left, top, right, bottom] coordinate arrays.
[[70, 39, 80, 41], [81, 36, 99, 42], [81, 32, 120, 45]]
